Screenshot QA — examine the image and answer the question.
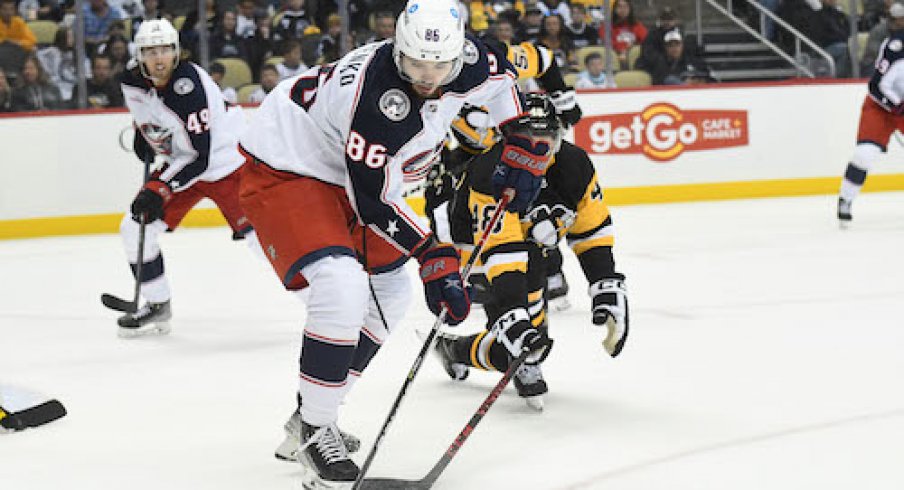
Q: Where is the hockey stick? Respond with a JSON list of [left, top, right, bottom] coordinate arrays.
[[100, 151, 152, 313], [0, 399, 67, 432], [352, 189, 514, 490], [357, 349, 531, 490]]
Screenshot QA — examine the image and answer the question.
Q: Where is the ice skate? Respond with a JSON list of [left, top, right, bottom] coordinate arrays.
[[297, 420, 359, 489], [275, 410, 360, 462], [513, 363, 547, 411], [117, 300, 171, 338], [434, 332, 469, 381], [546, 272, 571, 312], [837, 197, 852, 229]]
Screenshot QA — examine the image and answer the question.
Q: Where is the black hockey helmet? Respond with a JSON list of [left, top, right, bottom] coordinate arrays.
[[502, 92, 564, 155]]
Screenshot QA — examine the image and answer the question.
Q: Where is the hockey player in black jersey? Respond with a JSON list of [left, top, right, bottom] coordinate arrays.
[[440, 31, 583, 310], [431, 93, 629, 410]]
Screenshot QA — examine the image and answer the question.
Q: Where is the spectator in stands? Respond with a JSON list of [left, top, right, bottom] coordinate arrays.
[[567, 3, 599, 49], [319, 12, 342, 63], [276, 38, 307, 79], [209, 61, 238, 104], [131, 0, 162, 42], [236, 0, 258, 38], [609, 0, 647, 67], [863, 0, 891, 30], [17, 0, 64, 22], [111, 0, 144, 17], [861, 1, 904, 74], [0, 0, 37, 52], [574, 51, 608, 88], [83, 0, 126, 51], [10, 53, 63, 111], [810, 0, 852, 77], [519, 1, 545, 42], [538, 13, 576, 71], [0, 66, 11, 111], [273, 0, 312, 50], [249, 63, 278, 103], [639, 6, 699, 70], [72, 54, 124, 108], [362, 10, 395, 45], [103, 34, 131, 76], [37, 25, 79, 101], [638, 28, 712, 85], [490, 13, 517, 44], [244, 10, 275, 79], [211, 10, 249, 59]]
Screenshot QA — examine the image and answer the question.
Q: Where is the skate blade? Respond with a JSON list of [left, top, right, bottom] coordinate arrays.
[[118, 321, 171, 339], [299, 467, 354, 490], [275, 434, 299, 462], [548, 296, 572, 312], [838, 220, 851, 230], [524, 395, 544, 411]]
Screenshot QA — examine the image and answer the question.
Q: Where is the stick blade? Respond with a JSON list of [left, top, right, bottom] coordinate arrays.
[[358, 478, 428, 490], [101, 293, 137, 313], [0, 399, 67, 431]]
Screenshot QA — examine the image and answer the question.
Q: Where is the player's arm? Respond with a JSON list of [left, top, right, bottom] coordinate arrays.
[[156, 69, 217, 191], [564, 166, 628, 358], [877, 57, 904, 110]]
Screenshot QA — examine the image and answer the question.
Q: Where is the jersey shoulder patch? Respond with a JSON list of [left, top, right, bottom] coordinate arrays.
[[354, 47, 425, 154]]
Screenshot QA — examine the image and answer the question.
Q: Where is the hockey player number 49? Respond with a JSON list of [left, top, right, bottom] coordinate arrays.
[[347, 131, 388, 168], [186, 109, 210, 134]]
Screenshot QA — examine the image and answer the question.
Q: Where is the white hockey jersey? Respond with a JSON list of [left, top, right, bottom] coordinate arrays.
[[120, 61, 246, 192], [239, 35, 524, 257]]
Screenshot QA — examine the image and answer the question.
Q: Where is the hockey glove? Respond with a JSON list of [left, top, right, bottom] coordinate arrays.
[[589, 275, 629, 357], [130, 179, 173, 222], [417, 242, 471, 325], [490, 307, 553, 363], [525, 204, 576, 248], [493, 134, 552, 213], [550, 90, 582, 127]]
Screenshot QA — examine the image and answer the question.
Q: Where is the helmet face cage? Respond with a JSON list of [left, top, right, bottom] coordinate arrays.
[[517, 93, 564, 154], [134, 19, 180, 78], [393, 0, 465, 86]]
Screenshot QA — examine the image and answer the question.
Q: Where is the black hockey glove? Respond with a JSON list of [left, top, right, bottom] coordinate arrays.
[[525, 204, 575, 248], [490, 307, 553, 363], [589, 274, 629, 357], [130, 179, 173, 222], [550, 90, 582, 127], [416, 241, 471, 325]]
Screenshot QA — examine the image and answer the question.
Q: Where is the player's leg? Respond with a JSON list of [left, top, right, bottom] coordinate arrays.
[[116, 185, 203, 336], [544, 246, 571, 311], [239, 164, 363, 484], [838, 98, 893, 226], [294, 255, 368, 485]]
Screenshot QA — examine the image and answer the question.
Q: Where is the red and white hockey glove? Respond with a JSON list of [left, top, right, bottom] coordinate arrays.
[[416, 242, 471, 325]]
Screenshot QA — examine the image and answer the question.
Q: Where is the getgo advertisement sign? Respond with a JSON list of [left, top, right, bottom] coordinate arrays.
[[575, 103, 749, 162]]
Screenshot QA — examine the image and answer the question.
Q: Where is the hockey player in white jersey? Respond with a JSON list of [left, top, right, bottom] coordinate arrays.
[[111, 19, 252, 337], [838, 14, 904, 226], [238, 0, 556, 486]]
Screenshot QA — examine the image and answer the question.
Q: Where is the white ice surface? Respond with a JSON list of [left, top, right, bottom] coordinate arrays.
[[2, 193, 903, 490]]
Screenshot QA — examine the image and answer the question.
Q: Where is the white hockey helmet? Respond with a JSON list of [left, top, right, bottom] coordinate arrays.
[[393, 0, 465, 85], [134, 19, 180, 73]]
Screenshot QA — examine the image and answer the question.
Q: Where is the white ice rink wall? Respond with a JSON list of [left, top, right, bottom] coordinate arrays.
[[2, 79, 903, 239]]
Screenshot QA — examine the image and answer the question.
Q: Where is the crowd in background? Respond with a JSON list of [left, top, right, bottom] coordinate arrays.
[[0, 0, 893, 113]]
